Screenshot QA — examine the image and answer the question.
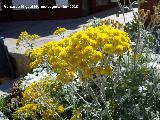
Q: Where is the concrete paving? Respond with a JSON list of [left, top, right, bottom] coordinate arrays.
[[0, 7, 137, 54]]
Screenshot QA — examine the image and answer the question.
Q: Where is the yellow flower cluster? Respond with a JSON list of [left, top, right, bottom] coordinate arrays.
[[13, 79, 65, 120], [12, 103, 39, 120], [57, 105, 65, 113], [22, 80, 59, 104], [30, 25, 131, 83], [16, 31, 40, 47], [53, 27, 67, 35]]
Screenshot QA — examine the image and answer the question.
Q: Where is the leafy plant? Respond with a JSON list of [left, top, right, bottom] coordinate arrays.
[[1, 1, 160, 120]]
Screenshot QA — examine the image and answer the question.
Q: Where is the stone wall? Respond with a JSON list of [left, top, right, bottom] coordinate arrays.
[[10, 53, 31, 77]]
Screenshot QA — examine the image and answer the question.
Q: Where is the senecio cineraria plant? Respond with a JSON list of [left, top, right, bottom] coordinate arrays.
[[1, 1, 160, 120], [14, 24, 132, 120], [26, 22, 159, 120]]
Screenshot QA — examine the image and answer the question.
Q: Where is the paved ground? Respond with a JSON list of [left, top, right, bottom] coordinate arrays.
[[0, 7, 137, 54], [0, 7, 138, 92]]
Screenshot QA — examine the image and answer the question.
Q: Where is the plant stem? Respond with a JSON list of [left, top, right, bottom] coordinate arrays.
[[100, 78, 112, 120], [134, 0, 141, 69], [117, 0, 126, 24], [69, 84, 90, 105], [89, 86, 101, 106], [55, 112, 64, 120]]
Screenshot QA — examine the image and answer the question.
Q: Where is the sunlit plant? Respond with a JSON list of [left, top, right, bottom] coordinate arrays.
[[16, 31, 40, 55]]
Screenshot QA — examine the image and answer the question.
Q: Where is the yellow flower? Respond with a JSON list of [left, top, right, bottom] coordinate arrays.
[[53, 27, 67, 35], [13, 104, 39, 120], [122, 42, 132, 52], [90, 40, 98, 48], [29, 59, 41, 68], [30, 25, 131, 82], [96, 33, 106, 45], [54, 46, 63, 55], [52, 61, 61, 69], [59, 50, 67, 59], [101, 65, 113, 75], [113, 36, 122, 45], [57, 105, 65, 113], [92, 50, 103, 62], [115, 45, 124, 55], [94, 66, 103, 75], [82, 45, 93, 56], [78, 60, 88, 69], [104, 44, 113, 54], [16, 31, 40, 48], [81, 68, 93, 80], [41, 109, 55, 120], [28, 34, 40, 41]]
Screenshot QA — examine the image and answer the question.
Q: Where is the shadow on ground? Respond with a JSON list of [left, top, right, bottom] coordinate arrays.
[[0, 7, 120, 38]]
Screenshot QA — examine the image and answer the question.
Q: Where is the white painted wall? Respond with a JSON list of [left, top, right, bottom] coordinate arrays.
[[12, 0, 39, 10], [0, 2, 2, 11], [55, 0, 69, 8]]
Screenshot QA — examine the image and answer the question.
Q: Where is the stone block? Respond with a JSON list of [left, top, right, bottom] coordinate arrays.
[[9, 53, 31, 77]]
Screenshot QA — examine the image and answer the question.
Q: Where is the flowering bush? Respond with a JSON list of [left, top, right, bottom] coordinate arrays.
[[27, 14, 160, 120], [1, 1, 160, 120], [30, 25, 131, 84]]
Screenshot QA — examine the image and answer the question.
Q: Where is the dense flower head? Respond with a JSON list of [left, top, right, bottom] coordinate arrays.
[[53, 27, 67, 35], [12, 103, 40, 119], [21, 79, 62, 105], [16, 31, 40, 47], [13, 79, 65, 120], [30, 25, 131, 83]]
